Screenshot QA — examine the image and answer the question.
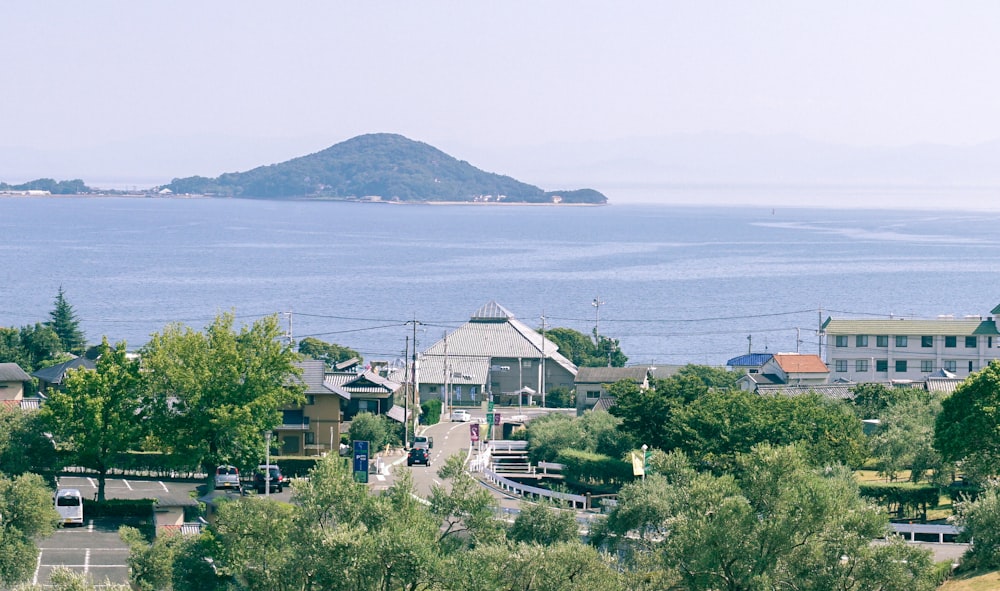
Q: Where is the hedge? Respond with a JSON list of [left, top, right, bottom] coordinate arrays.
[[84, 498, 155, 519], [859, 482, 940, 521], [555, 448, 633, 489]]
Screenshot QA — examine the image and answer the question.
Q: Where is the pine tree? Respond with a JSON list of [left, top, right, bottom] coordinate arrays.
[[46, 286, 85, 354]]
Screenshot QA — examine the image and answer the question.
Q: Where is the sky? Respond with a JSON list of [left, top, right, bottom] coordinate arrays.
[[4, 2, 1000, 206]]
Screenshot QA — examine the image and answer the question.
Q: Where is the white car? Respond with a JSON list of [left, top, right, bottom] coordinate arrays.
[[451, 409, 471, 422]]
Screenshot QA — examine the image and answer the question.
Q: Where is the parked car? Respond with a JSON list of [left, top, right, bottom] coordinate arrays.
[[214, 465, 241, 490], [55, 488, 84, 526], [407, 447, 431, 466], [451, 409, 471, 422], [254, 464, 285, 493], [413, 435, 433, 449]]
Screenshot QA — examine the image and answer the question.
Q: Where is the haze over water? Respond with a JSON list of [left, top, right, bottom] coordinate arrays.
[[3, 194, 999, 366]]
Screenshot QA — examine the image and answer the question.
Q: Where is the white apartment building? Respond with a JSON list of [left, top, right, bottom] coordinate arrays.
[[821, 305, 1000, 382]]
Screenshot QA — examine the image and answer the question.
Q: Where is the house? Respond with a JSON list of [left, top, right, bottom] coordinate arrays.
[[821, 305, 1000, 382], [726, 353, 774, 375], [327, 369, 402, 423], [273, 360, 348, 456], [418, 301, 578, 410], [31, 357, 96, 394], [0, 362, 36, 409], [737, 353, 829, 391], [574, 366, 651, 416]]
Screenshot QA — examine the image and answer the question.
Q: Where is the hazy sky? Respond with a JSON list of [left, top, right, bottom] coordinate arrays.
[[5, 2, 1000, 203]]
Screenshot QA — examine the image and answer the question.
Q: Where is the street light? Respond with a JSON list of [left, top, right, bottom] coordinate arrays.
[[264, 431, 272, 499], [641, 444, 648, 481]]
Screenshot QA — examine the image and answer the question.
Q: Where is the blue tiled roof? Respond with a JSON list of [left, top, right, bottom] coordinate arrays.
[[726, 353, 773, 367]]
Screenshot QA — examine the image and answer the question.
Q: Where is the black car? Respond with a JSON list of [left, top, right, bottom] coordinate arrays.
[[407, 447, 430, 467], [254, 464, 285, 493]]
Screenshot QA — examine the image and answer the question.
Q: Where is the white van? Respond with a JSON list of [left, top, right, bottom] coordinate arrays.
[[55, 488, 84, 526]]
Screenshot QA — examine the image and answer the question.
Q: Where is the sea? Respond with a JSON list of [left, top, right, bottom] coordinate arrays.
[[3, 195, 1000, 366]]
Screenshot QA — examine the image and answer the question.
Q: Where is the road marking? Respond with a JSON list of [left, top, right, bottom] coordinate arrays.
[[88, 519, 95, 532], [160, 481, 169, 492], [375, 475, 385, 481], [84, 548, 91, 573], [123, 479, 133, 490], [432, 479, 442, 486], [32, 552, 42, 585], [87, 477, 97, 488]]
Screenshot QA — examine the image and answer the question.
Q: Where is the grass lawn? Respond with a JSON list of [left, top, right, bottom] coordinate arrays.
[[939, 570, 1000, 590]]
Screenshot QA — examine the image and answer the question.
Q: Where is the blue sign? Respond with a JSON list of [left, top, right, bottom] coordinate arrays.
[[353, 440, 369, 483]]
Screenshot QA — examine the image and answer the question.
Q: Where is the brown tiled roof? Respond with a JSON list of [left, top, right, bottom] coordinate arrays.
[[773, 354, 829, 374]]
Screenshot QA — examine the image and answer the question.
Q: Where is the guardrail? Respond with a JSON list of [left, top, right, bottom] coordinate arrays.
[[482, 468, 588, 509], [489, 440, 528, 453], [889, 522, 963, 543]]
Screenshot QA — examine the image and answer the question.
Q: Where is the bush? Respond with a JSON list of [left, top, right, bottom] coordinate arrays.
[[556, 448, 633, 489], [858, 482, 939, 521], [267, 456, 321, 478], [421, 399, 442, 425], [84, 498, 154, 519]]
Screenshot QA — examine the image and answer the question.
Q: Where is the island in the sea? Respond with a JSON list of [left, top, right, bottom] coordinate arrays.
[[1, 133, 607, 205]]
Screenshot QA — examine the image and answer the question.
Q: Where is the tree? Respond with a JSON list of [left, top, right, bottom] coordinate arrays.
[[544, 327, 627, 367], [953, 485, 1000, 569], [141, 313, 304, 475], [935, 360, 1000, 478], [430, 453, 505, 549], [14, 566, 130, 591], [449, 541, 624, 591], [348, 412, 393, 452], [508, 502, 580, 545], [0, 473, 61, 586], [297, 337, 363, 368], [41, 339, 145, 501], [46, 287, 85, 355], [851, 382, 912, 420], [0, 405, 61, 480], [870, 390, 946, 483], [602, 445, 937, 591], [524, 412, 586, 464]]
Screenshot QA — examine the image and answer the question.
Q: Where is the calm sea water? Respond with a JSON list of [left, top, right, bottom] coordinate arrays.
[[2, 196, 1000, 365]]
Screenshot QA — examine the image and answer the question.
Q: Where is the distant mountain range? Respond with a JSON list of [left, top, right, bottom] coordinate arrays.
[[162, 133, 607, 204]]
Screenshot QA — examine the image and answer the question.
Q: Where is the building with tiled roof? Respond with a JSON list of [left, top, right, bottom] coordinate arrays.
[[575, 366, 651, 415], [822, 303, 1000, 382], [273, 360, 349, 456], [726, 353, 774, 375], [0, 362, 33, 405], [419, 301, 577, 410]]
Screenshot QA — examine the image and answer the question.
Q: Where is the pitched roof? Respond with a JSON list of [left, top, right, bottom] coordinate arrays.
[[822, 318, 999, 336], [754, 384, 855, 400], [325, 370, 400, 399], [772, 354, 829, 374], [575, 366, 649, 384], [726, 353, 773, 367], [0, 363, 31, 382], [592, 397, 617, 411], [421, 301, 577, 375], [31, 357, 97, 384], [294, 359, 338, 395], [418, 355, 489, 386]]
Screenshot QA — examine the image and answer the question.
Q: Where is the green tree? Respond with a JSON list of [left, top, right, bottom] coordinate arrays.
[[430, 454, 505, 549], [524, 412, 586, 464], [41, 339, 145, 501], [13, 566, 130, 591], [870, 390, 946, 483], [602, 445, 936, 591], [297, 337, 363, 368], [508, 502, 580, 545], [348, 412, 393, 451], [448, 541, 624, 591], [16, 323, 69, 371], [544, 327, 627, 367], [0, 473, 61, 586], [935, 360, 1000, 478], [0, 406, 61, 480], [953, 485, 1000, 569], [46, 287, 85, 355], [542, 385, 573, 408], [851, 382, 913, 420], [141, 313, 304, 475]]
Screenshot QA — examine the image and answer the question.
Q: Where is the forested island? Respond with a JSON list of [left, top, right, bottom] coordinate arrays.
[[2, 134, 607, 204]]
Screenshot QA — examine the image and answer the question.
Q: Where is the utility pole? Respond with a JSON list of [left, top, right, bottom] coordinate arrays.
[[592, 296, 604, 343], [403, 335, 410, 447], [406, 318, 423, 442], [442, 332, 449, 419], [540, 312, 547, 408], [818, 306, 823, 359], [284, 311, 294, 347], [747, 334, 752, 354]]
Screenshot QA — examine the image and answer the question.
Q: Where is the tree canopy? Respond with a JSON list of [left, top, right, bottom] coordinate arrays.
[[935, 360, 1000, 481], [297, 337, 362, 368], [544, 327, 627, 367], [140, 313, 304, 473], [46, 287, 85, 355]]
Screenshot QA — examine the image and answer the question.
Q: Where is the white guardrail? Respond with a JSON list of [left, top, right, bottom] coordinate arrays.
[[889, 522, 962, 543], [482, 468, 588, 510]]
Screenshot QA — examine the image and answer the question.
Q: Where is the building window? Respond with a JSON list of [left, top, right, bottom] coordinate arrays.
[[877, 336, 889, 347], [305, 395, 315, 405], [586, 390, 601, 400], [966, 336, 978, 348], [990, 337, 994, 348], [835, 336, 848, 347], [945, 336, 957, 348], [876, 359, 888, 372], [970, 361, 976, 372], [895, 360, 907, 372], [921, 360, 933, 372], [945, 360, 957, 372], [282, 436, 299, 455], [895, 336, 908, 347], [856, 359, 869, 372], [522, 359, 532, 368], [304, 431, 315, 445], [835, 360, 847, 372], [856, 335, 868, 347], [429, 385, 438, 393], [921, 336, 933, 347]]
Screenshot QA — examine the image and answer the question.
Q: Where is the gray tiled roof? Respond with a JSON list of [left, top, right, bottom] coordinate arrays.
[[294, 360, 336, 394], [32, 357, 96, 384], [422, 301, 577, 375], [325, 370, 401, 399], [575, 366, 649, 385], [0, 363, 31, 382], [592, 397, 617, 411], [822, 318, 999, 336], [418, 356, 490, 385], [754, 384, 855, 400]]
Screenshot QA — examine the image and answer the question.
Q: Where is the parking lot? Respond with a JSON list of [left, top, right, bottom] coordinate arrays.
[[35, 518, 132, 587]]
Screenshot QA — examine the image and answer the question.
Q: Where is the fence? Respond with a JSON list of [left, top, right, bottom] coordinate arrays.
[[482, 468, 588, 510]]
